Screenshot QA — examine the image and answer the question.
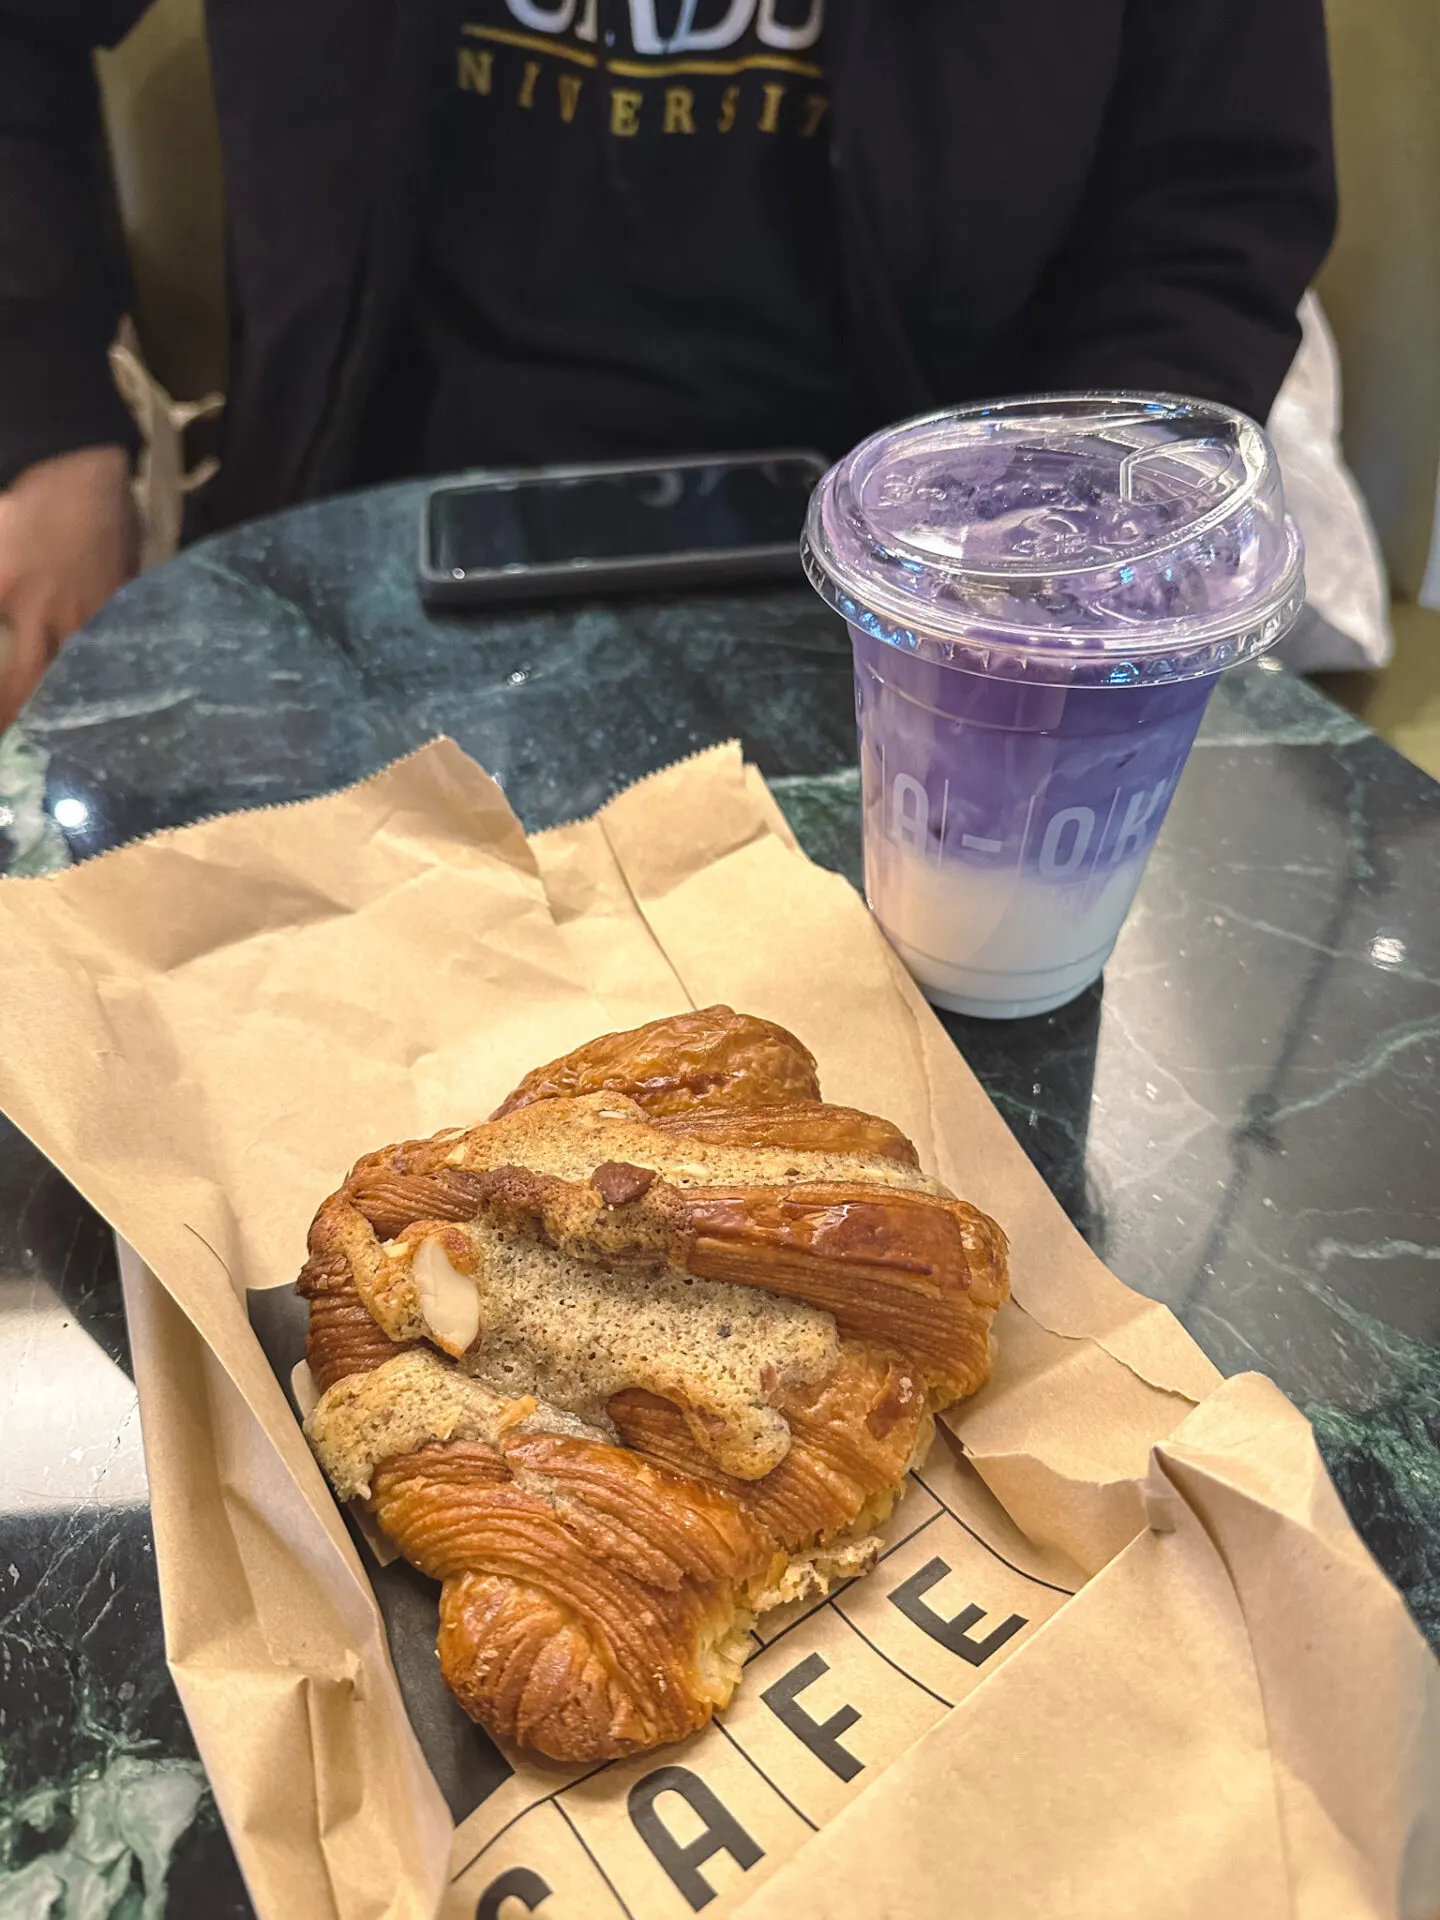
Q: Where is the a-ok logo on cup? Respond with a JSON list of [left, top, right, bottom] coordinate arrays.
[[886, 769, 1183, 881]]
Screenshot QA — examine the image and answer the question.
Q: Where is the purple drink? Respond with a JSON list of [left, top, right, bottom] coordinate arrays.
[[804, 397, 1305, 1018]]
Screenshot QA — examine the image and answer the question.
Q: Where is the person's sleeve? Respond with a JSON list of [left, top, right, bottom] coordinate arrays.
[[1017, 0, 1337, 423], [0, 4, 150, 489]]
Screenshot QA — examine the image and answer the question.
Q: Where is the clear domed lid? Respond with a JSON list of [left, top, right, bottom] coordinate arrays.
[[803, 394, 1305, 685]]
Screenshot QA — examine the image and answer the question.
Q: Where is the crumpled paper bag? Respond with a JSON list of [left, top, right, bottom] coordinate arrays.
[[0, 737, 1434, 1920]]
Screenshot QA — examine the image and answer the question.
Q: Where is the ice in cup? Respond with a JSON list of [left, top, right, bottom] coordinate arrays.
[[803, 395, 1306, 1019]]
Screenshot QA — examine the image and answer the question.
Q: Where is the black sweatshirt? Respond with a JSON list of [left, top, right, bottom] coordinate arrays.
[[392, 0, 853, 475], [0, 0, 1335, 536]]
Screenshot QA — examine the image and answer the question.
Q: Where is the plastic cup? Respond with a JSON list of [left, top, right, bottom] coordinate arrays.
[[802, 394, 1306, 1019]]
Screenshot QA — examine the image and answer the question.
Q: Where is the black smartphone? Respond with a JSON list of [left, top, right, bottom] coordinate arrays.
[[417, 451, 828, 607]]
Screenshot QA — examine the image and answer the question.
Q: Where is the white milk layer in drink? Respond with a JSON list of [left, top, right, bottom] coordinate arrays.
[[869, 838, 1152, 1018]]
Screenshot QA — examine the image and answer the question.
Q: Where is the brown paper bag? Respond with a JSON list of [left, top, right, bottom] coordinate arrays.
[[0, 738, 1435, 1920]]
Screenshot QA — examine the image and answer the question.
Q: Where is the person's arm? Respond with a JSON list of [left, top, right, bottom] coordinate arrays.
[[1017, 0, 1337, 423], [0, 2, 148, 725]]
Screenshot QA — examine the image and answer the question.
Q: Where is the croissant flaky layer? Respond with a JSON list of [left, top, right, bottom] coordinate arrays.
[[297, 1007, 1008, 1761], [492, 1004, 823, 1119]]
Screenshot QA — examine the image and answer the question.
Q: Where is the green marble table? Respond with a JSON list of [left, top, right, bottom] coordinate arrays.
[[2, 480, 1437, 1915]]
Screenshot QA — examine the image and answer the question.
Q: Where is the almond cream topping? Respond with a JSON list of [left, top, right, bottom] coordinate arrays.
[[306, 1350, 525, 1500], [363, 1217, 839, 1480]]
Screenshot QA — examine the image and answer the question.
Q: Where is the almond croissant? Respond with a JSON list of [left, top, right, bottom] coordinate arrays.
[[297, 1006, 1008, 1762]]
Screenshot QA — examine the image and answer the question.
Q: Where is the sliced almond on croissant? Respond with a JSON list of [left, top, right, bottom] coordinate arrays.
[[411, 1235, 481, 1357]]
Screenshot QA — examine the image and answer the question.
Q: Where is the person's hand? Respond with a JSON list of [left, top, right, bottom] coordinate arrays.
[[0, 445, 136, 729]]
